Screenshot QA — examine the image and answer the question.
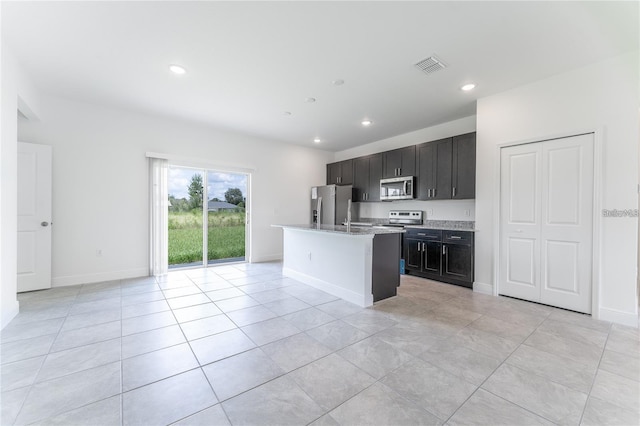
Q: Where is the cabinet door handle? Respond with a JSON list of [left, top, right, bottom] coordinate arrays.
[[427, 189, 431, 198], [452, 187, 457, 197], [450, 236, 462, 240], [442, 245, 446, 255], [417, 233, 426, 236], [422, 242, 425, 251], [417, 242, 421, 252]]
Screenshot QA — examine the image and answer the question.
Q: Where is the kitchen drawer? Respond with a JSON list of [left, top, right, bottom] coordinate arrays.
[[405, 228, 442, 241], [443, 230, 473, 245]]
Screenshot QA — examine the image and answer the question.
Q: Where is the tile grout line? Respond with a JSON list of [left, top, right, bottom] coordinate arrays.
[[440, 295, 555, 425], [577, 321, 613, 425], [168, 271, 234, 425], [10, 281, 122, 425]]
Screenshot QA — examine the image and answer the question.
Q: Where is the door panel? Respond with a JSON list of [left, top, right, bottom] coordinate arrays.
[[416, 142, 435, 199], [540, 134, 593, 312], [443, 244, 472, 281], [404, 238, 422, 269], [508, 152, 538, 224], [507, 238, 536, 287], [452, 133, 476, 199], [500, 143, 541, 301], [368, 154, 383, 201], [433, 139, 452, 199], [545, 240, 579, 293], [18, 142, 52, 292], [423, 241, 441, 273], [546, 146, 581, 224]]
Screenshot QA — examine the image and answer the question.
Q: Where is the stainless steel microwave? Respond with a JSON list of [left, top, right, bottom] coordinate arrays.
[[380, 176, 415, 201]]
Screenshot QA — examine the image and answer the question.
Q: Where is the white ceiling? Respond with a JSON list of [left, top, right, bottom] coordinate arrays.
[[3, 1, 638, 151]]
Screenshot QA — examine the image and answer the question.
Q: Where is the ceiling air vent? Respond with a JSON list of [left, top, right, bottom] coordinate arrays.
[[414, 56, 446, 75]]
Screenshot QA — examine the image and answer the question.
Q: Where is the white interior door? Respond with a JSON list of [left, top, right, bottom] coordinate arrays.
[[499, 143, 542, 302], [18, 142, 52, 292], [499, 134, 594, 313], [539, 135, 593, 312]]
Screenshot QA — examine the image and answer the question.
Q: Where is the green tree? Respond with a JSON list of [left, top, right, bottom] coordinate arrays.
[[188, 174, 203, 209], [225, 187, 243, 205]]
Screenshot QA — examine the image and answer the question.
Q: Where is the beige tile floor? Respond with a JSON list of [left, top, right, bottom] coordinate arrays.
[[1, 262, 638, 425]]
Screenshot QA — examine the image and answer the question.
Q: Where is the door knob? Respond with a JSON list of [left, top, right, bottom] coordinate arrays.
[[41, 221, 49, 227]]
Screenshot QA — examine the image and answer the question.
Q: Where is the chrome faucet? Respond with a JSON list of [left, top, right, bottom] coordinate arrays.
[[346, 199, 352, 232]]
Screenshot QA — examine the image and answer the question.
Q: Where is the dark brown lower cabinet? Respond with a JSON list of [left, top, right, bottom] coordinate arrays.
[[404, 228, 474, 288]]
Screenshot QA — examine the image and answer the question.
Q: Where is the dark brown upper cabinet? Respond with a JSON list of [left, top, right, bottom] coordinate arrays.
[[382, 146, 416, 178], [326, 159, 353, 185], [451, 132, 476, 199], [416, 138, 452, 200], [353, 153, 382, 202]]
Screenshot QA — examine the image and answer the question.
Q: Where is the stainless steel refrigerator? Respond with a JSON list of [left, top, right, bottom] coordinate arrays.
[[311, 185, 354, 225]]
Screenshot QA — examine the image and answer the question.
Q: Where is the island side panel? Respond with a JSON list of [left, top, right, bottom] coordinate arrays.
[[282, 228, 374, 307], [372, 233, 402, 302]]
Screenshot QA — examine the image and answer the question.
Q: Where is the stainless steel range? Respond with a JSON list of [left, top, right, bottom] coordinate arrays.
[[388, 210, 423, 226]]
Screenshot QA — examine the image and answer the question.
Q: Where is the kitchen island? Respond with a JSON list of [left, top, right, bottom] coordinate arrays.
[[273, 224, 404, 307]]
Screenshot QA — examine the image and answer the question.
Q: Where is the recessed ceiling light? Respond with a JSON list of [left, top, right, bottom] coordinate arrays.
[[305, 97, 316, 103], [332, 79, 345, 86], [313, 137, 321, 143], [361, 119, 373, 127], [169, 64, 187, 75], [460, 83, 476, 91]]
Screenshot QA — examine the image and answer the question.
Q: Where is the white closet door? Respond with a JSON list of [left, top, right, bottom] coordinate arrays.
[[539, 134, 593, 312], [499, 143, 542, 302], [499, 134, 594, 314]]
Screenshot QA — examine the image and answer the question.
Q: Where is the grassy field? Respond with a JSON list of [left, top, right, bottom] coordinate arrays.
[[168, 210, 245, 265]]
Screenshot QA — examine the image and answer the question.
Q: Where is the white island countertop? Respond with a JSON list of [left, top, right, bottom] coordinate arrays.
[[272, 224, 405, 236]]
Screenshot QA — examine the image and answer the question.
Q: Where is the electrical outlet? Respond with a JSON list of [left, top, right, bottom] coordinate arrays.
[[427, 209, 434, 216], [465, 209, 471, 217]]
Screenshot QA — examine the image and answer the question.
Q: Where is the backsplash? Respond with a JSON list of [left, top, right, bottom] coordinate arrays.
[[354, 199, 475, 221], [421, 220, 475, 230]]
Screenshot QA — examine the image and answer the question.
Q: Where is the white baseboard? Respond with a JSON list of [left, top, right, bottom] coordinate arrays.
[[473, 281, 493, 295], [598, 306, 639, 328], [2, 300, 20, 329], [52, 267, 149, 287], [250, 253, 282, 263], [283, 267, 372, 308]]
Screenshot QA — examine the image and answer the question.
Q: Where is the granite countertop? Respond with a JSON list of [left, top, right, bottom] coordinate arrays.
[[353, 218, 476, 232], [273, 224, 406, 236]]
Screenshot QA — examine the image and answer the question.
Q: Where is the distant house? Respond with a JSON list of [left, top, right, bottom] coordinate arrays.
[[207, 200, 238, 212]]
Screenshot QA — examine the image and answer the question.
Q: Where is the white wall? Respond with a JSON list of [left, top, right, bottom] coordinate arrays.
[[18, 95, 332, 287], [476, 51, 639, 326], [334, 116, 476, 161], [334, 116, 477, 221], [1, 38, 41, 327]]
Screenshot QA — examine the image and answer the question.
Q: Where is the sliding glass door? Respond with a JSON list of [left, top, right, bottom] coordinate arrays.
[[168, 166, 247, 269], [206, 171, 246, 265]]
